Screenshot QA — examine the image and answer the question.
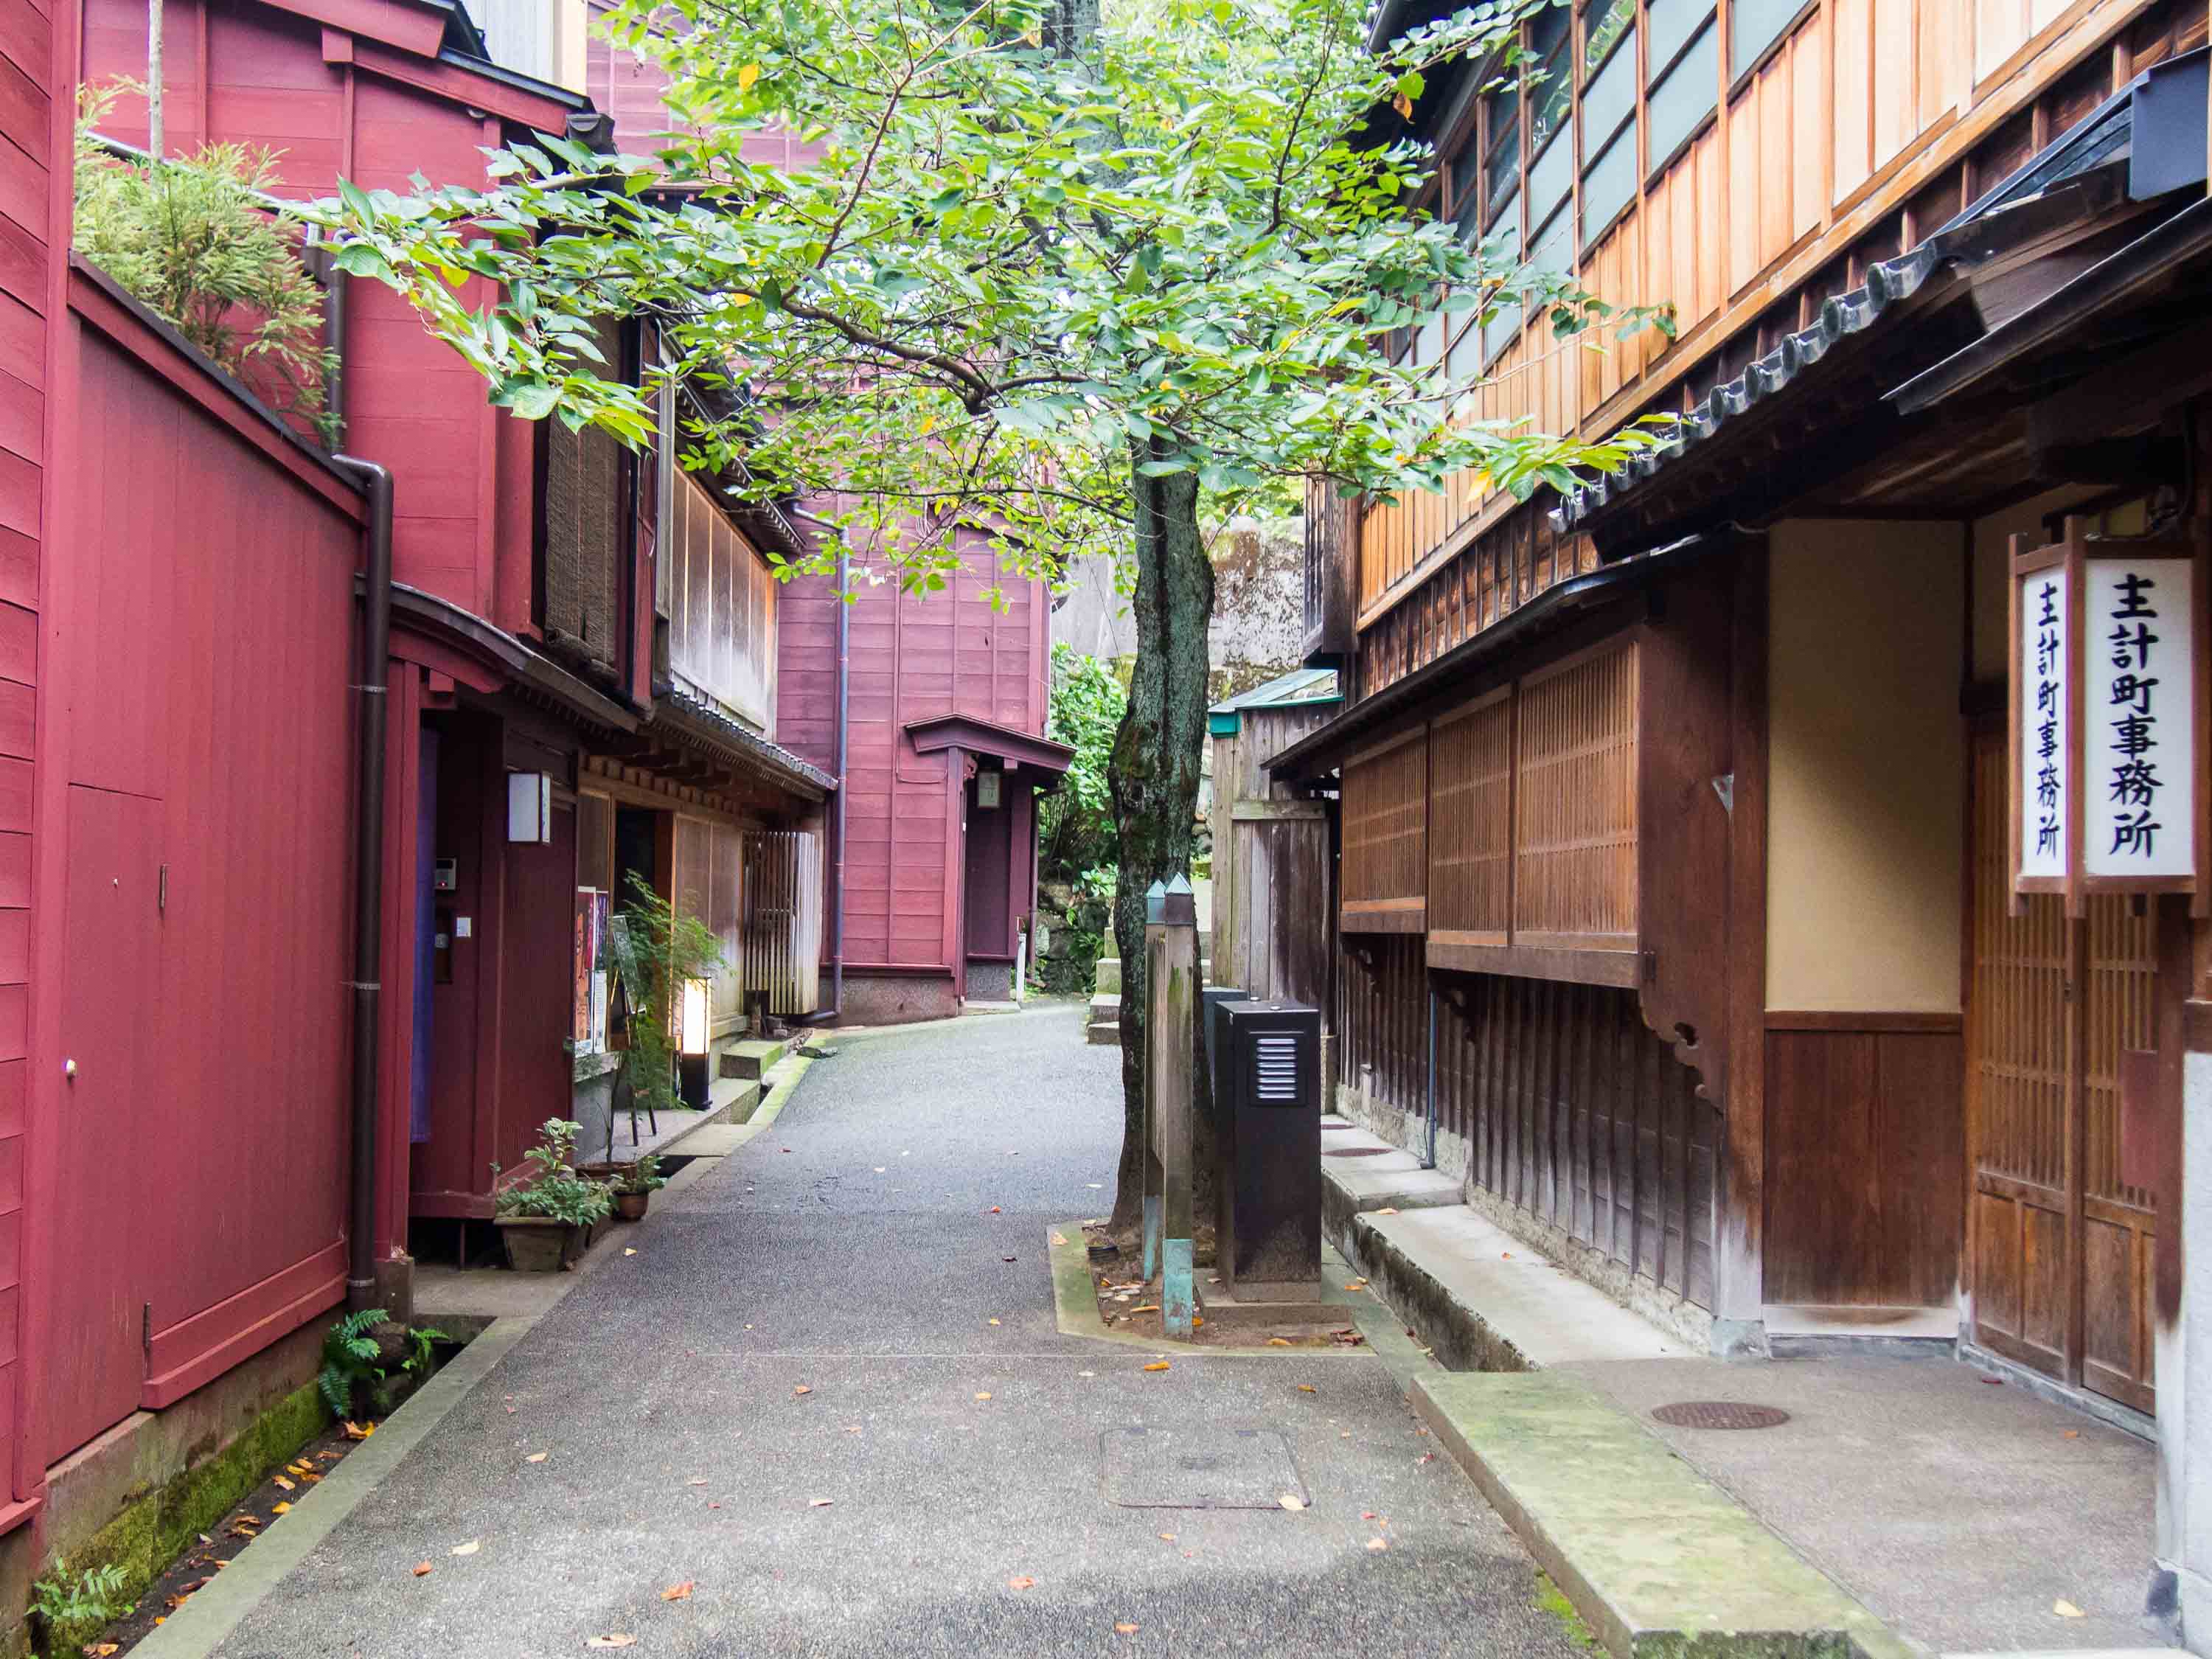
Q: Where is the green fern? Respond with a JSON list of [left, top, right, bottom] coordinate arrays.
[[317, 1307, 389, 1417]]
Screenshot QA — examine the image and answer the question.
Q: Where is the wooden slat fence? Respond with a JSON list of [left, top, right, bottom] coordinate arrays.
[[1340, 728, 1428, 931], [740, 830, 823, 1016]]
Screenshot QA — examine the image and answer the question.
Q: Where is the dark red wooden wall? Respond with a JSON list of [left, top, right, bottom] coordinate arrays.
[[0, 0, 62, 1525], [81, 0, 555, 625], [777, 533, 1048, 976], [38, 276, 361, 1466]]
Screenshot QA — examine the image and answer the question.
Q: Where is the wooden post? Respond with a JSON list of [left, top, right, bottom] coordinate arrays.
[[1146, 877, 1198, 1338]]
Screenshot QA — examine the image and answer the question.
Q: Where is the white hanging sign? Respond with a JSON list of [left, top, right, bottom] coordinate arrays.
[[2009, 523, 2205, 915]]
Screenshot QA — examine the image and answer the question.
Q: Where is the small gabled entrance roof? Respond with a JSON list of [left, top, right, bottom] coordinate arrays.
[[904, 714, 1074, 776]]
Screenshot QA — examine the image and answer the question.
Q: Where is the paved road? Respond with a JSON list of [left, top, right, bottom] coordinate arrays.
[[216, 1003, 1576, 1658]]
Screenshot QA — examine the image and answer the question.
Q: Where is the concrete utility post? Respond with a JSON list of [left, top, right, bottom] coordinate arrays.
[[1142, 876, 1197, 1339]]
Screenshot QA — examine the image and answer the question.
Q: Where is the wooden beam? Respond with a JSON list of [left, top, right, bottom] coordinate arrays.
[[2025, 316, 2212, 444]]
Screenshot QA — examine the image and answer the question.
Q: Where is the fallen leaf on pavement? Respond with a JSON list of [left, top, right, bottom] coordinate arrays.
[[1278, 1495, 1305, 1512], [623, 1248, 638, 1257], [1343, 1279, 1367, 1290], [686, 1478, 709, 1486], [526, 1453, 549, 1464], [586, 1638, 638, 1649], [1980, 1375, 2003, 1385], [987, 1318, 1001, 1326], [273, 1476, 295, 1491], [1298, 1384, 1318, 1394], [344, 1422, 374, 1440], [2064, 1429, 2079, 1439], [451, 1540, 480, 1557], [793, 1385, 813, 1397], [661, 1581, 695, 1601], [1367, 1537, 1388, 1552], [975, 1392, 993, 1402], [844, 1425, 863, 1433], [990, 1206, 1002, 1214], [1132, 1304, 1160, 1314], [1158, 1532, 1176, 1542], [1362, 1512, 1377, 1520], [1418, 1453, 1436, 1464], [1143, 1361, 1170, 1372], [809, 1498, 834, 1508], [1375, 1207, 1398, 1216], [1003, 1255, 1018, 1263], [1051, 1233, 1069, 1246], [1007, 1576, 1035, 1590], [1116, 1622, 1140, 1635], [2054, 1600, 2084, 1618], [411, 1562, 433, 1577], [1267, 1338, 1292, 1347], [271, 1502, 291, 1514], [91, 1646, 120, 1656]]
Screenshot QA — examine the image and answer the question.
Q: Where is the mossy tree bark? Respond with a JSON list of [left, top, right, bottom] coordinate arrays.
[[1108, 440, 1215, 1234]]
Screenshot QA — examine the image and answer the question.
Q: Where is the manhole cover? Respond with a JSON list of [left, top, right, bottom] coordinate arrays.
[[1099, 1425, 1308, 1509], [1651, 1401, 1791, 1431], [1324, 1147, 1392, 1158]]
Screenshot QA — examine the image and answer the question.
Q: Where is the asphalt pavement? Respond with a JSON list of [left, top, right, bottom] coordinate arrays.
[[210, 1001, 1579, 1658]]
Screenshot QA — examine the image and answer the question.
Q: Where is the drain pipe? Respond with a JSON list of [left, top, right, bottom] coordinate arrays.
[[789, 507, 849, 1022], [334, 456, 392, 1312], [1422, 983, 1438, 1171]]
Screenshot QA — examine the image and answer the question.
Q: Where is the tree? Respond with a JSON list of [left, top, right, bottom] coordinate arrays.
[[323, 0, 1665, 1230]]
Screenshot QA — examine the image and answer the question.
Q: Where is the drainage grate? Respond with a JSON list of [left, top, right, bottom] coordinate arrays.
[[1324, 1147, 1393, 1158], [1651, 1401, 1792, 1431], [1099, 1425, 1308, 1509]]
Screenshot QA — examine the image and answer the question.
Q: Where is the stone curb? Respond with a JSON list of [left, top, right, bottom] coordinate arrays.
[[118, 1052, 825, 1658], [124, 1316, 540, 1659], [1045, 1225, 1410, 1360], [1412, 1370, 1916, 1659]]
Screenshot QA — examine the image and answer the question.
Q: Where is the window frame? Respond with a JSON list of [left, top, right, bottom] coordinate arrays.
[[1727, 0, 1817, 97], [1642, 0, 1718, 182], [1576, 0, 1641, 257]]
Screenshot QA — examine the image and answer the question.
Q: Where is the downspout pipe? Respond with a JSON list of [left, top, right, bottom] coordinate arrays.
[[334, 456, 392, 1312], [788, 506, 848, 1023], [1422, 983, 1438, 1171]]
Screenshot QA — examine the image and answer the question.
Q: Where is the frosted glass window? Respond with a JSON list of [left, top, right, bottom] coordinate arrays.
[[1581, 126, 1636, 245], [1527, 128, 1572, 228], [1647, 19, 1717, 166], [1731, 0, 1804, 74], [1581, 24, 1637, 149]]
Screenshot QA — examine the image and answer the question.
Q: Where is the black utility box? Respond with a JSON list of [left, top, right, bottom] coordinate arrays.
[[1211, 1000, 1323, 1299]]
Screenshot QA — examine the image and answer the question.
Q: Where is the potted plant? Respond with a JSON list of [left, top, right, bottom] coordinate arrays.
[[611, 1150, 667, 1221], [493, 1119, 613, 1271], [602, 873, 728, 1160]]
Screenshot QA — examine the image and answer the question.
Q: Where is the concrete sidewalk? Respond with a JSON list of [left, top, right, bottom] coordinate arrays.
[[174, 1004, 1587, 1658], [1321, 1117, 2166, 1657]]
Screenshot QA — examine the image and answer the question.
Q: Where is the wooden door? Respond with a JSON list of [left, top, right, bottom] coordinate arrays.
[[45, 786, 165, 1461], [1967, 733, 2157, 1412]]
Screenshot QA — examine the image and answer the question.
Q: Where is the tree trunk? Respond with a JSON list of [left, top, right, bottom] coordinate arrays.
[[1107, 442, 1214, 1233]]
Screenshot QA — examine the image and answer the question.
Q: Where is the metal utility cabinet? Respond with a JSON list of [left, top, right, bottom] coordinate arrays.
[[1212, 1000, 1324, 1300]]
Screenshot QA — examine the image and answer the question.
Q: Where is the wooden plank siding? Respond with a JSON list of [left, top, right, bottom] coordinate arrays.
[[1339, 728, 1428, 932], [0, 0, 53, 1522], [1340, 935, 1717, 1310], [1352, 0, 2210, 695], [1209, 703, 1337, 1005]]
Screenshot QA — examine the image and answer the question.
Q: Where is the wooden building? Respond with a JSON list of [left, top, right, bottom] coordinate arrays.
[[1275, 0, 2212, 1492], [79, 0, 832, 1284]]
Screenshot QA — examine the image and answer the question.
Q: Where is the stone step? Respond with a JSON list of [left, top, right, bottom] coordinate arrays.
[[1085, 1020, 1121, 1048], [1088, 992, 1120, 1023], [1094, 956, 1122, 995], [1415, 1370, 1910, 1659], [720, 1037, 790, 1080]]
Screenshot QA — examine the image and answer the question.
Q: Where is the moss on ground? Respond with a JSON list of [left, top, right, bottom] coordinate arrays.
[[33, 1382, 329, 1656], [1534, 1569, 1597, 1652]]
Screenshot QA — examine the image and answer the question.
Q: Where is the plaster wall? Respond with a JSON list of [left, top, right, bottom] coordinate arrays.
[[1765, 519, 1966, 1013]]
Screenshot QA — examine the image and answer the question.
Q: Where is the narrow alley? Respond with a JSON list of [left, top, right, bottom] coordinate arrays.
[[187, 1006, 1579, 1658]]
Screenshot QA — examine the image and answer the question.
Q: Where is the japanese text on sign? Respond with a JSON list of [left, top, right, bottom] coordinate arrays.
[[2085, 560, 2195, 877]]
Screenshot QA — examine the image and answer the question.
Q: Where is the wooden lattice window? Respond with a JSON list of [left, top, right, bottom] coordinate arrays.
[[1513, 640, 1638, 950], [1340, 728, 1428, 933], [1427, 688, 1514, 945]]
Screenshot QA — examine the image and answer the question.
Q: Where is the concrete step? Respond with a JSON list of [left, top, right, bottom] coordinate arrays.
[[1088, 992, 1120, 1023], [1094, 957, 1121, 995], [1085, 1020, 1121, 1048], [1316, 1121, 1469, 1239], [1335, 1203, 1686, 1373], [1415, 1369, 1910, 1659], [720, 1037, 790, 1080]]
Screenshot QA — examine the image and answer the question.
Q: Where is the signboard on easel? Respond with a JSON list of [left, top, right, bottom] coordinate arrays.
[[2009, 518, 2206, 915]]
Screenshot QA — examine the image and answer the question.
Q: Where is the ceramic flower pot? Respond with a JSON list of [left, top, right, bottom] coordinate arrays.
[[495, 1215, 585, 1271], [614, 1190, 650, 1222]]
